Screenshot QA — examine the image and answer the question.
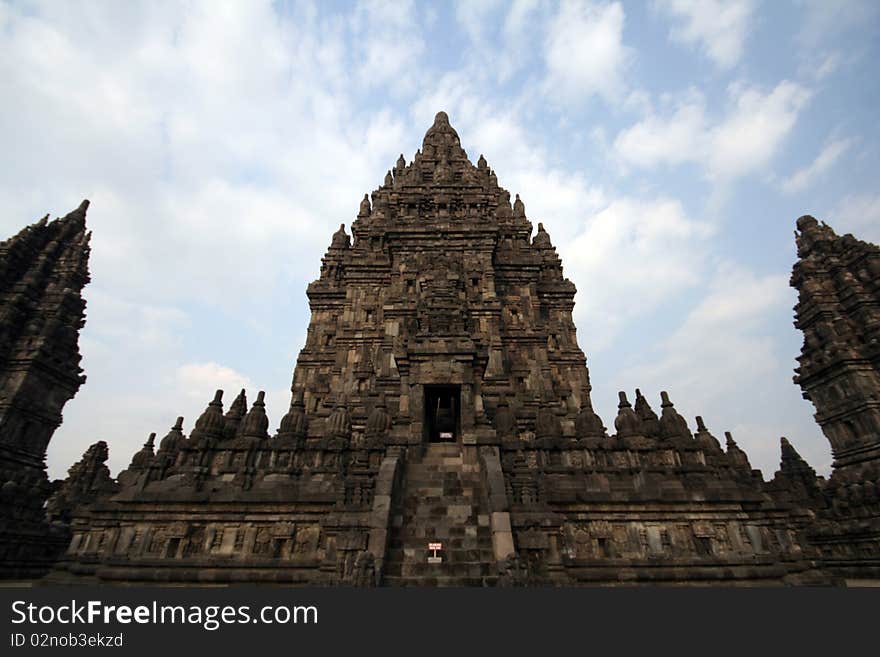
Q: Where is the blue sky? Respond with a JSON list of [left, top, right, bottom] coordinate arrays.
[[1, 0, 878, 479]]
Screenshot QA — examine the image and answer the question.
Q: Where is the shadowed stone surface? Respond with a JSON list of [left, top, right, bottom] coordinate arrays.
[[0, 201, 91, 578], [789, 216, 880, 581]]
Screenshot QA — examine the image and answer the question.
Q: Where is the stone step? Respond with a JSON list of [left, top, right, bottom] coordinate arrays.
[[421, 443, 463, 456], [384, 443, 495, 585], [383, 561, 496, 578], [386, 548, 495, 562], [388, 539, 493, 551], [382, 576, 497, 587], [401, 476, 483, 484]]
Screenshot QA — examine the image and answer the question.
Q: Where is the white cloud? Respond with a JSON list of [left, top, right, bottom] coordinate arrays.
[[350, 0, 426, 94], [174, 363, 255, 403], [498, 0, 542, 82], [454, 0, 502, 44], [452, 0, 542, 84], [796, 0, 878, 47], [710, 81, 813, 180], [807, 51, 841, 81], [543, 0, 632, 105], [561, 198, 714, 351], [614, 81, 813, 181], [612, 89, 707, 169], [831, 194, 880, 243], [656, 0, 755, 69], [781, 138, 852, 194]]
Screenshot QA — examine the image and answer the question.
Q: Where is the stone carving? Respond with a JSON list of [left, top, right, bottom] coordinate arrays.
[[326, 400, 352, 448], [494, 398, 517, 439], [496, 552, 528, 587], [347, 550, 377, 587], [364, 393, 392, 447]]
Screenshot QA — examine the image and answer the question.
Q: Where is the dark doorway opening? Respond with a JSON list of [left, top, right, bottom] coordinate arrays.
[[425, 385, 460, 443]]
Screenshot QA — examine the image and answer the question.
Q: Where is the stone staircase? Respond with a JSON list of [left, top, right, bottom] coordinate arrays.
[[382, 443, 497, 586]]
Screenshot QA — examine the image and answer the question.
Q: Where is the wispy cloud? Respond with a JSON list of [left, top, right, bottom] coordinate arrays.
[[782, 138, 852, 194], [542, 0, 633, 105], [614, 81, 813, 181], [655, 0, 756, 69]]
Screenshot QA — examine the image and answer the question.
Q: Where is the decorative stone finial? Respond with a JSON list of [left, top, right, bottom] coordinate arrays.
[[159, 417, 186, 453], [359, 194, 371, 218], [47, 440, 117, 523], [658, 391, 692, 441], [278, 389, 307, 443], [614, 391, 643, 438], [694, 415, 722, 453], [778, 436, 818, 481], [128, 432, 156, 470], [634, 389, 660, 438], [240, 391, 269, 439], [513, 194, 525, 218], [331, 223, 351, 250], [724, 431, 752, 470], [575, 396, 606, 439], [192, 390, 225, 441], [533, 223, 552, 249]]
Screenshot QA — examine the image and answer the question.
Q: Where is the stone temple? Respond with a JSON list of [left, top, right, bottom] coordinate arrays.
[[2, 113, 880, 585]]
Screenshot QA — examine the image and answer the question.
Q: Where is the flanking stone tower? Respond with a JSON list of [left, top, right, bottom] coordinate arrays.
[[791, 216, 880, 580], [791, 216, 880, 471], [52, 115, 830, 586], [0, 201, 91, 578]]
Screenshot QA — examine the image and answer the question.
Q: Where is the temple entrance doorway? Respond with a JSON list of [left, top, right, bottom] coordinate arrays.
[[424, 385, 460, 443]]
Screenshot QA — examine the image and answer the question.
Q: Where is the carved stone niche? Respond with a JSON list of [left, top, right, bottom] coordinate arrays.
[[517, 528, 549, 550], [336, 530, 368, 551], [292, 525, 322, 560]]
